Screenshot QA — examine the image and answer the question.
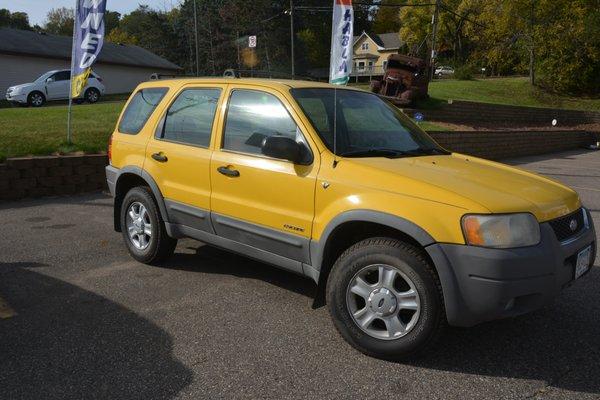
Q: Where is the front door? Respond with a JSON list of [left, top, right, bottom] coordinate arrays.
[[144, 84, 226, 233], [210, 87, 319, 264], [45, 71, 70, 99]]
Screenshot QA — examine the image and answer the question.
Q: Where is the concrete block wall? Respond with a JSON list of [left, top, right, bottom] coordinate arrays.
[[406, 101, 600, 127], [429, 130, 596, 160], [0, 154, 108, 201], [0, 130, 596, 201]]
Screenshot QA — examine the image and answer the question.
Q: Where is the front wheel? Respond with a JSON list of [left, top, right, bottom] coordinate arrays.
[[27, 91, 45, 107], [326, 237, 446, 360], [120, 187, 177, 265]]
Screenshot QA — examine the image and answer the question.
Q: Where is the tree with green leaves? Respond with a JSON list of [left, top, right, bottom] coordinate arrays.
[[372, 0, 402, 34], [0, 9, 32, 30], [44, 7, 74, 36]]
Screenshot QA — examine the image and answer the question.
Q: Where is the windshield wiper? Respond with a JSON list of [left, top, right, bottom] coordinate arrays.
[[339, 148, 408, 158], [339, 147, 450, 158], [402, 148, 451, 156]]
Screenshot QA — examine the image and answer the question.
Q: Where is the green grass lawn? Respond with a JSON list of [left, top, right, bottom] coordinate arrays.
[[351, 77, 600, 111], [0, 101, 123, 161]]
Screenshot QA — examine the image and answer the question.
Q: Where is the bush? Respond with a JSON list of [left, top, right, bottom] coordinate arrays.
[[453, 65, 474, 80]]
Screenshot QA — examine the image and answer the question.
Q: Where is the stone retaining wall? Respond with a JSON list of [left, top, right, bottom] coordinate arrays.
[[406, 100, 600, 127], [0, 130, 596, 201], [0, 154, 108, 202], [429, 130, 596, 160]]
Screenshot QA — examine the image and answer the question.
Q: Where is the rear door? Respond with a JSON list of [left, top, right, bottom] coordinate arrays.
[[144, 84, 227, 232]]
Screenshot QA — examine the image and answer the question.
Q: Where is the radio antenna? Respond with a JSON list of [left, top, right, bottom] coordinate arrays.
[[333, 87, 339, 168]]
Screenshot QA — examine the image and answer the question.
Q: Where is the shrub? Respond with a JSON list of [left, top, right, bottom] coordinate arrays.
[[453, 65, 474, 80]]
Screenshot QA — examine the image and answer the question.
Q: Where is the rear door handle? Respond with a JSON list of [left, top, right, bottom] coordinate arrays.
[[151, 152, 168, 162], [217, 166, 240, 177]]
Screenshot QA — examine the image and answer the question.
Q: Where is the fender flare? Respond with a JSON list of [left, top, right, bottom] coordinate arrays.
[[309, 209, 436, 272], [113, 166, 169, 229]]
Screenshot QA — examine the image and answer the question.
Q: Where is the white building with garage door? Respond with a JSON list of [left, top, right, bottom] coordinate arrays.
[[0, 27, 182, 96]]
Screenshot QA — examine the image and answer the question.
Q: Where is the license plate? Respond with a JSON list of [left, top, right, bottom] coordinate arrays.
[[575, 246, 592, 279]]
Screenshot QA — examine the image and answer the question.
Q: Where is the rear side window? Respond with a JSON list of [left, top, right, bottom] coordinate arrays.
[[118, 88, 167, 134], [159, 88, 221, 147]]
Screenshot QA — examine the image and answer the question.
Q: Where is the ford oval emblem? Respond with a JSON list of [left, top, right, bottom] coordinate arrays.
[[569, 219, 578, 231]]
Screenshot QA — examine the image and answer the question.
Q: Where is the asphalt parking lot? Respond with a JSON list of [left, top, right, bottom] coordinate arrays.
[[0, 149, 598, 400]]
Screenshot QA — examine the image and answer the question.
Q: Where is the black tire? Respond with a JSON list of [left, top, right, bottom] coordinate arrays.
[[27, 91, 46, 107], [85, 87, 100, 103], [120, 186, 177, 265], [326, 237, 446, 360]]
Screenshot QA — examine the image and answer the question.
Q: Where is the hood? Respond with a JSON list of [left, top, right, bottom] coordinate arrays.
[[346, 153, 580, 222], [8, 83, 34, 92]]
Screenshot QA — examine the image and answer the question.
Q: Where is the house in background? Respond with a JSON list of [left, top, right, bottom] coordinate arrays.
[[0, 28, 182, 96], [352, 32, 402, 79]]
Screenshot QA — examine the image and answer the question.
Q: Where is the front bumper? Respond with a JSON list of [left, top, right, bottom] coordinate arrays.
[[427, 208, 596, 327], [5, 92, 27, 103]]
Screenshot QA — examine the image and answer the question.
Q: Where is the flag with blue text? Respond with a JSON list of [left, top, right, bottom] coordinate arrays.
[[71, 0, 106, 98], [329, 0, 353, 85]]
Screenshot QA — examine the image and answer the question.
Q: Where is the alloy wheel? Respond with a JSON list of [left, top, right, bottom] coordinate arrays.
[[346, 264, 421, 340], [31, 93, 43, 106], [126, 202, 152, 250]]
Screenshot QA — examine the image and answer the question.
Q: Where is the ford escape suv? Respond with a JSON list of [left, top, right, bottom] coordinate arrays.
[[106, 78, 596, 359]]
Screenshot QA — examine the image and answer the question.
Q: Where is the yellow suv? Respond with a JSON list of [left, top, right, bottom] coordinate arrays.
[[106, 78, 596, 359]]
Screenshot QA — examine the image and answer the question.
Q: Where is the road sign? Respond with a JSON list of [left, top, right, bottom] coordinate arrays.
[[249, 35, 257, 48]]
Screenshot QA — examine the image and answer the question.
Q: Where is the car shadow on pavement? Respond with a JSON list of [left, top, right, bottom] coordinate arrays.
[[165, 243, 317, 299], [411, 267, 600, 396], [0, 262, 193, 400]]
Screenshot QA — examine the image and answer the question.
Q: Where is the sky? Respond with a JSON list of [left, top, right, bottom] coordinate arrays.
[[0, 0, 178, 26]]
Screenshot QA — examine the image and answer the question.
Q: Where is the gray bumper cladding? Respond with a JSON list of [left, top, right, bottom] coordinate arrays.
[[105, 165, 118, 197], [427, 210, 596, 327]]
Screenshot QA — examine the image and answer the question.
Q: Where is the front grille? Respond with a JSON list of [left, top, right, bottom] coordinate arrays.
[[549, 209, 586, 242]]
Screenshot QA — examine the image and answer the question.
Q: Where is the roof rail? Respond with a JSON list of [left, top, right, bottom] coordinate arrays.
[[221, 69, 316, 81], [149, 73, 195, 80]]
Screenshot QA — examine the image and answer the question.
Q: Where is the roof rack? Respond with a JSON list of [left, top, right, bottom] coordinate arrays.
[[222, 69, 316, 81], [149, 73, 195, 80]]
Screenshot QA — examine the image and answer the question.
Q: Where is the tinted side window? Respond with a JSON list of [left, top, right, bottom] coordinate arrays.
[[54, 71, 71, 81], [159, 89, 221, 147], [223, 90, 299, 155], [118, 88, 167, 135]]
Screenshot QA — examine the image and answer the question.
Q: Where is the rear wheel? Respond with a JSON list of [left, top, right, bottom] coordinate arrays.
[[120, 187, 177, 265], [85, 87, 100, 103], [326, 237, 446, 360], [27, 91, 45, 107]]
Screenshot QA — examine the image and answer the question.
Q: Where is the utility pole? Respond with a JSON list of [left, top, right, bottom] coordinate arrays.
[[529, 0, 535, 86], [193, 0, 199, 76], [429, 0, 440, 81], [290, 0, 295, 79]]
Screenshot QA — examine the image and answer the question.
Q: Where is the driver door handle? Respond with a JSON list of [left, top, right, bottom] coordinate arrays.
[[151, 152, 168, 162], [217, 166, 240, 177]]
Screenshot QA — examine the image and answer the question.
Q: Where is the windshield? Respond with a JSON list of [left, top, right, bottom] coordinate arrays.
[[34, 71, 56, 83], [291, 88, 446, 158]]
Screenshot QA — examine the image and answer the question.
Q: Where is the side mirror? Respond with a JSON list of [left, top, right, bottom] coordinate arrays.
[[46, 77, 54, 83], [261, 136, 309, 164]]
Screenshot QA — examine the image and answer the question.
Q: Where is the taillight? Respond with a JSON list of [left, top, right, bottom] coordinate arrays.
[[108, 134, 113, 163]]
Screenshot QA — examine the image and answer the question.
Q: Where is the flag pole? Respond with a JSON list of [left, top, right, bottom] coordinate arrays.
[[67, 1, 79, 145]]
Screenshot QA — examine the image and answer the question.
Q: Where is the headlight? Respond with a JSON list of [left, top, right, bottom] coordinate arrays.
[[461, 213, 540, 248]]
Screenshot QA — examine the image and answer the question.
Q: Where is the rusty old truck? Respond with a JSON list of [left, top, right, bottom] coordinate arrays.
[[370, 54, 430, 106]]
